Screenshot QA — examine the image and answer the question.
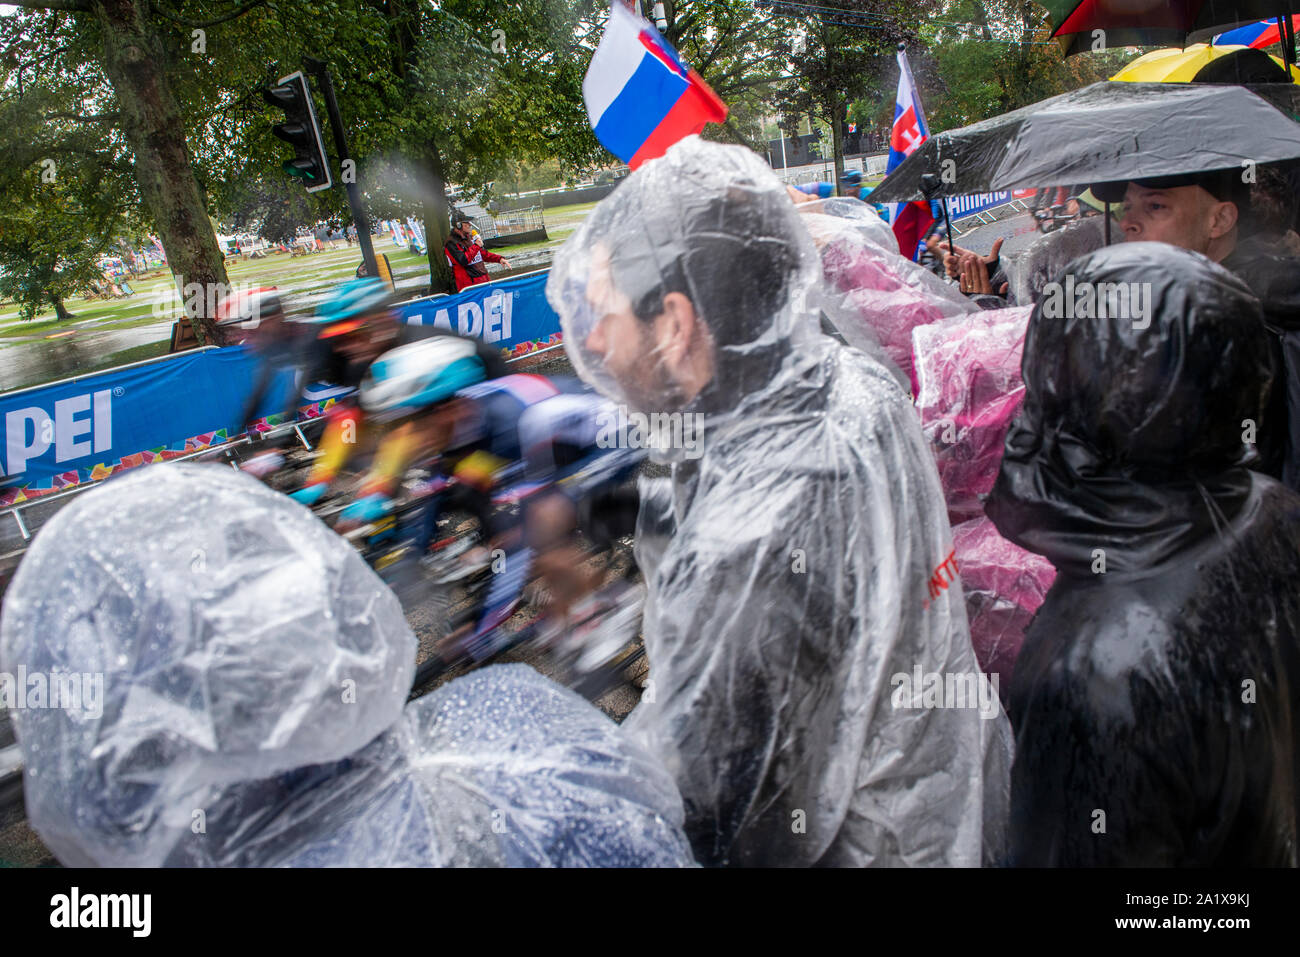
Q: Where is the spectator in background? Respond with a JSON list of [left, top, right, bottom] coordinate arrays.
[[445, 215, 510, 293], [1091, 167, 1300, 488]]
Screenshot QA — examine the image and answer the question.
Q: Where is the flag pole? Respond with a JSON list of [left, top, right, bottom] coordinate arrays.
[[942, 196, 954, 256]]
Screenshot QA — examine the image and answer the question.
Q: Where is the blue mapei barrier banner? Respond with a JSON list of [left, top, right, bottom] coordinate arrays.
[[0, 346, 295, 501], [395, 270, 563, 360], [1, 270, 563, 503]]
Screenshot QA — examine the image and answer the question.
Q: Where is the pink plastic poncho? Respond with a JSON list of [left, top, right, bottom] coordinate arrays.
[[913, 306, 1056, 693], [801, 208, 977, 389]]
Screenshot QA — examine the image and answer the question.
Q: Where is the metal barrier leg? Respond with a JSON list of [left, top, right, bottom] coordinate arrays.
[[12, 509, 30, 542], [293, 424, 314, 451]]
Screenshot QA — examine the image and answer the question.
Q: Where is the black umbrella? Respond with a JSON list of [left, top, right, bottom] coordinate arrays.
[[868, 80, 1300, 205], [1045, 1, 1300, 63]]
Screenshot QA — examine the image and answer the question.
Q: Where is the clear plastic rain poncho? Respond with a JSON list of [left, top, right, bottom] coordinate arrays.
[[1003, 216, 1105, 307], [796, 195, 899, 255], [913, 305, 1034, 524], [545, 135, 1012, 867], [0, 465, 694, 867], [948, 517, 1054, 703], [799, 204, 979, 390]]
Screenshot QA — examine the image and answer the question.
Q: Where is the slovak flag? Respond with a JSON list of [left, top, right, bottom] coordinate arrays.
[[887, 48, 936, 261], [1215, 15, 1300, 48], [583, 1, 728, 169]]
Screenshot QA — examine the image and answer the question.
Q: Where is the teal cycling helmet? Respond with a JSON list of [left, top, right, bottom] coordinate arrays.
[[307, 279, 394, 334], [360, 337, 487, 422]]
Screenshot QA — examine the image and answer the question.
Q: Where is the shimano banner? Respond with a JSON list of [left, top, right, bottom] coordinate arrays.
[[947, 191, 1012, 218]]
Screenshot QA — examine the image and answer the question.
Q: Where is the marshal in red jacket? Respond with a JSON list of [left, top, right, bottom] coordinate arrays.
[[445, 236, 507, 292]]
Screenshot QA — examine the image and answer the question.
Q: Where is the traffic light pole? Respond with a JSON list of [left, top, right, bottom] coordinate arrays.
[[303, 58, 378, 278]]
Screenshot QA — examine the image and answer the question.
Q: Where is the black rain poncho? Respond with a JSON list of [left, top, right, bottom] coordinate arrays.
[[986, 241, 1300, 866], [0, 465, 695, 867], [545, 136, 1012, 867]]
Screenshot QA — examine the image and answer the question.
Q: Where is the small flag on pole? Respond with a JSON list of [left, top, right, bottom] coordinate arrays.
[[888, 48, 937, 261], [583, 2, 728, 169]]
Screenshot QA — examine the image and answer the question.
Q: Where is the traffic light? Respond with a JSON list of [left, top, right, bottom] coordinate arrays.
[[262, 70, 333, 193]]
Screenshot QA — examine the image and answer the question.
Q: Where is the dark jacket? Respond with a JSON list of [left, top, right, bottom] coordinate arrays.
[[986, 242, 1300, 866], [1222, 233, 1300, 489]]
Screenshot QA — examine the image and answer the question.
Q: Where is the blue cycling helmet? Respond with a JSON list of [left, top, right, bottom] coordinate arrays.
[[307, 279, 394, 336], [360, 337, 487, 421]]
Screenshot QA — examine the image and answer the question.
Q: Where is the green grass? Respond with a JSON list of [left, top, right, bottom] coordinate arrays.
[[540, 200, 601, 220], [496, 226, 577, 256], [96, 339, 171, 369], [0, 242, 439, 335], [0, 271, 176, 333]]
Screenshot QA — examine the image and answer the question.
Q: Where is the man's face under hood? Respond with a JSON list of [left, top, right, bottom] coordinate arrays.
[[548, 135, 824, 420], [580, 244, 709, 414]]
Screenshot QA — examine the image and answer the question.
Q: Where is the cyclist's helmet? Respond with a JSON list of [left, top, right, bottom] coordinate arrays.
[[360, 336, 487, 422], [305, 278, 394, 338], [216, 287, 282, 330]]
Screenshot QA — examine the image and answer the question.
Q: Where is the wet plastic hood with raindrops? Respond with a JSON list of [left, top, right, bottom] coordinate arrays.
[[546, 135, 1013, 866], [986, 242, 1300, 865], [0, 464, 695, 867]]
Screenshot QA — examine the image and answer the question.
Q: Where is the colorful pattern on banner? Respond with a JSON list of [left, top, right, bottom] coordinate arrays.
[[1, 271, 565, 503], [396, 270, 564, 361]]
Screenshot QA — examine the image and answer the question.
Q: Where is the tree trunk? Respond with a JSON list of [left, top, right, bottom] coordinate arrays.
[[423, 140, 454, 294], [830, 96, 845, 194], [94, 0, 227, 346], [386, 0, 453, 295], [53, 294, 74, 321], [826, 39, 845, 195]]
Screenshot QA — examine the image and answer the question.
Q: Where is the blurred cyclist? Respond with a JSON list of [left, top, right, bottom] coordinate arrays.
[[342, 336, 641, 661], [287, 279, 403, 506]]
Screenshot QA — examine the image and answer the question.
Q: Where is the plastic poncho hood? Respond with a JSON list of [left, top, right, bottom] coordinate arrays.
[[549, 137, 1012, 866], [987, 242, 1275, 575], [545, 135, 824, 447], [0, 465, 694, 867], [802, 206, 978, 387]]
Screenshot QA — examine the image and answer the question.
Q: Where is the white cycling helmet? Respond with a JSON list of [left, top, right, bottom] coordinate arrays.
[[360, 336, 487, 422]]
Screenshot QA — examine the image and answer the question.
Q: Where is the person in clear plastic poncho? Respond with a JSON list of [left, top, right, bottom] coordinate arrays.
[[545, 136, 1012, 866], [0, 465, 694, 867]]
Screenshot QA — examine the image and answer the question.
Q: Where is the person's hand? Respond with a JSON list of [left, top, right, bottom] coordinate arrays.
[[787, 185, 815, 205], [938, 241, 970, 279], [983, 237, 1004, 266], [942, 237, 1003, 281], [958, 252, 992, 296]]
